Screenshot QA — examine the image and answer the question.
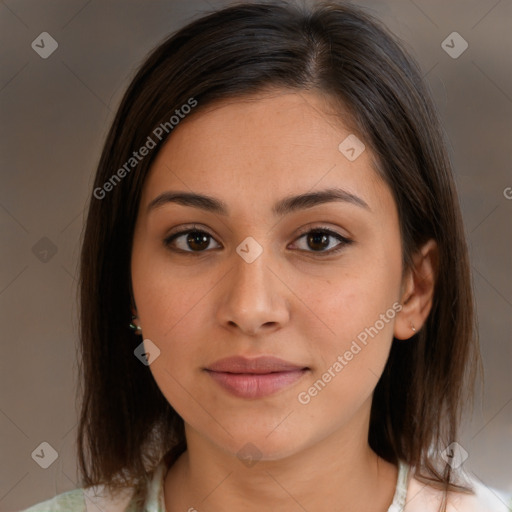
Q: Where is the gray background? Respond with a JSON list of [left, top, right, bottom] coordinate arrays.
[[1, 0, 511, 510]]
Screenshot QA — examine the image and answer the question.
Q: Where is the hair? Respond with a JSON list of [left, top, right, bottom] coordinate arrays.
[[77, 1, 481, 509]]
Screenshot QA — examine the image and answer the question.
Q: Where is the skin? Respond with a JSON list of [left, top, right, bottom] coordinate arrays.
[[131, 90, 437, 512]]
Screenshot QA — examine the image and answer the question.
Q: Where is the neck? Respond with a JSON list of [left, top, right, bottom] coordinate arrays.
[[164, 403, 398, 512]]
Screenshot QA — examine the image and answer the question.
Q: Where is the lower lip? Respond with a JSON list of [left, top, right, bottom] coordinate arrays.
[[205, 369, 308, 399]]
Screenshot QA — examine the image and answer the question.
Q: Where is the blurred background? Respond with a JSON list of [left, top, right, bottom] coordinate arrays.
[[0, 0, 511, 510]]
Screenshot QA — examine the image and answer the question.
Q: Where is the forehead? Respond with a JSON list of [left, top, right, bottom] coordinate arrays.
[[140, 90, 390, 215]]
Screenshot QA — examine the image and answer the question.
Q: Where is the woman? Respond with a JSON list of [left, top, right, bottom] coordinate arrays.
[[23, 1, 512, 511]]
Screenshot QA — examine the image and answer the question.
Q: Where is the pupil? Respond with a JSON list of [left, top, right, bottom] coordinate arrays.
[[187, 232, 209, 251], [308, 232, 328, 251]]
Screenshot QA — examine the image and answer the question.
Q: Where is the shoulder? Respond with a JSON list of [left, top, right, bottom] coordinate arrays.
[[20, 485, 135, 512], [405, 472, 512, 512]]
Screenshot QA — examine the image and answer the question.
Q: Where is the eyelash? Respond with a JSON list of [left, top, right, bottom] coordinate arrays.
[[163, 224, 353, 256]]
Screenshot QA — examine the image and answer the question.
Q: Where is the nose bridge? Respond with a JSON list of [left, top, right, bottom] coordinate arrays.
[[216, 238, 289, 334], [234, 244, 271, 297]]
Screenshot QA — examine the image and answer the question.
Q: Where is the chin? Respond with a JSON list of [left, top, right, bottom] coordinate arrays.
[[213, 429, 309, 465]]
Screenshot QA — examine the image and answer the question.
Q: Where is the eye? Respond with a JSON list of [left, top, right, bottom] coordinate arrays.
[[163, 225, 352, 256], [291, 227, 353, 255], [164, 226, 221, 253]]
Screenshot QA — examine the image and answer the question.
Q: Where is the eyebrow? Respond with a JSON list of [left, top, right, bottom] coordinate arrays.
[[147, 187, 370, 216]]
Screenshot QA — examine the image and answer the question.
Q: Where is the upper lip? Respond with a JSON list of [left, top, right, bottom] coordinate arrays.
[[205, 356, 308, 374]]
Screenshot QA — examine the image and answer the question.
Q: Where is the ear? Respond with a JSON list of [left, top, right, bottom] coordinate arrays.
[[394, 239, 438, 340]]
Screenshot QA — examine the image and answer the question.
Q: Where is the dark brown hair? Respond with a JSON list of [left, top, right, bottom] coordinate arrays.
[[78, 1, 480, 509]]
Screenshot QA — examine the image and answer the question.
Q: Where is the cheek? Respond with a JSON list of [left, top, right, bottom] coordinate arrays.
[[295, 253, 401, 349], [132, 250, 217, 340], [135, 276, 213, 385], [294, 288, 396, 423], [136, 282, 212, 424], [130, 248, 213, 388], [292, 244, 401, 400]]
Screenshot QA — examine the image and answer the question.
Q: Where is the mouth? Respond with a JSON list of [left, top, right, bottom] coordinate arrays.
[[204, 356, 310, 399]]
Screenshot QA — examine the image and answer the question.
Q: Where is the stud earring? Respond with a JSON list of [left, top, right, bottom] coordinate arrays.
[[129, 315, 142, 335], [410, 323, 417, 333]]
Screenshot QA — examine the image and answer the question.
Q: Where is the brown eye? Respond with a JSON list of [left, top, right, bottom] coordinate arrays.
[[164, 229, 221, 253], [306, 231, 330, 251], [185, 231, 211, 251], [292, 228, 352, 255]]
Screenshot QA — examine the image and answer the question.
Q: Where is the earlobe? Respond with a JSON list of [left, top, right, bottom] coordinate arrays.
[[130, 299, 142, 334], [394, 239, 438, 340]]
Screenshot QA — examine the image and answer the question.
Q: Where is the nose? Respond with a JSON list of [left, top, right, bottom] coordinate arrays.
[[215, 247, 290, 336]]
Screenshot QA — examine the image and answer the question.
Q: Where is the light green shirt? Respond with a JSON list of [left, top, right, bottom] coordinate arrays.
[[21, 458, 512, 511], [21, 458, 167, 512]]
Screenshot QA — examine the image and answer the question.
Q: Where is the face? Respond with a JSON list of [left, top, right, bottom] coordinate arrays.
[[131, 90, 406, 461]]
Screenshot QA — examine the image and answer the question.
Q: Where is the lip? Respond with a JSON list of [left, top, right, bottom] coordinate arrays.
[[204, 356, 309, 399], [206, 355, 307, 373]]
